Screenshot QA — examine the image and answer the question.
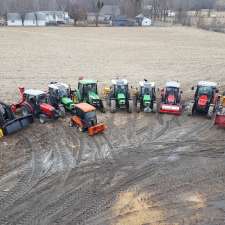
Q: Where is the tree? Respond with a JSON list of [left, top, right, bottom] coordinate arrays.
[[95, 0, 104, 26]]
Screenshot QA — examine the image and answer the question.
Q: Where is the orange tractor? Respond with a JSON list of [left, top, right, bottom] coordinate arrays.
[[70, 103, 106, 136]]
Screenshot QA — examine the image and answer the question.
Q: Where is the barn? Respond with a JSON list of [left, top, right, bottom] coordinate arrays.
[[7, 13, 22, 26]]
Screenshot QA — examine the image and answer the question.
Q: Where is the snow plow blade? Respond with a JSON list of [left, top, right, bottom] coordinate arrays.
[[215, 114, 225, 127], [2, 115, 33, 136], [159, 104, 182, 115], [88, 123, 106, 136]]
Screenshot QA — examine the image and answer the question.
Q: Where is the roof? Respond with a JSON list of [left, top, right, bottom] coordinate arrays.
[[139, 81, 155, 87], [75, 103, 96, 113], [48, 82, 69, 90], [111, 79, 128, 85], [78, 79, 97, 85], [24, 89, 45, 96], [166, 81, 180, 88], [198, 81, 217, 87]]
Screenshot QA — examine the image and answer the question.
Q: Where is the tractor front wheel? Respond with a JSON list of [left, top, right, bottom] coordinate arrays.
[[152, 102, 157, 113], [128, 100, 133, 113], [187, 102, 194, 116], [39, 114, 47, 124], [136, 101, 141, 113], [21, 106, 31, 117], [59, 105, 66, 118], [110, 100, 116, 113], [207, 105, 214, 119]]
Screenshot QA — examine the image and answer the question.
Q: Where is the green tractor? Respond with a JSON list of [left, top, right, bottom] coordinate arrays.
[[72, 79, 105, 113], [134, 80, 157, 113], [108, 79, 133, 113], [48, 82, 76, 114]]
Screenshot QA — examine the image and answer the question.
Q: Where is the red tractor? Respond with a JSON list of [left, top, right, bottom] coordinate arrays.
[[187, 81, 219, 119], [159, 81, 183, 115], [11, 87, 64, 124]]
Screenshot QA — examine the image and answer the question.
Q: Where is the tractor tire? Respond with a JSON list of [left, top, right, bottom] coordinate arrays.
[[110, 100, 116, 113], [59, 105, 66, 118], [152, 102, 157, 113], [207, 105, 214, 119], [39, 114, 47, 124], [79, 126, 84, 132], [128, 100, 133, 113], [187, 102, 194, 116], [100, 100, 106, 113], [22, 105, 31, 117], [136, 101, 141, 113]]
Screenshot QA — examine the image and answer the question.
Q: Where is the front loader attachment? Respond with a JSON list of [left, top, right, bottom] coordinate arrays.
[[215, 114, 225, 127], [88, 123, 106, 136], [1, 115, 33, 136]]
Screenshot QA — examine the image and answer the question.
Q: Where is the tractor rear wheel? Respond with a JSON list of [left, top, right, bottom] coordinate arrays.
[[39, 114, 47, 124], [100, 100, 106, 113], [22, 106, 31, 117], [207, 105, 214, 119], [152, 102, 157, 113], [187, 102, 194, 116], [136, 101, 141, 113], [128, 100, 133, 113], [110, 100, 116, 113]]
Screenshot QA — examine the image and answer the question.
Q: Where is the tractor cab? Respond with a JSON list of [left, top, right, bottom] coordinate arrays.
[[136, 81, 157, 113], [48, 82, 74, 113], [76, 79, 105, 112], [70, 103, 106, 136], [194, 81, 217, 111], [23, 89, 48, 107], [159, 81, 183, 115], [163, 81, 181, 105], [111, 79, 129, 105]]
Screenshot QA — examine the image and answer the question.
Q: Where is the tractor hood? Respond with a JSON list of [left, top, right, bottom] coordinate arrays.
[[88, 92, 100, 101], [143, 94, 151, 102], [61, 97, 73, 105], [117, 93, 126, 104]]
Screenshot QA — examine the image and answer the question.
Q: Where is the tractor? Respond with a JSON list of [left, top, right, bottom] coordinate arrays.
[[72, 79, 105, 113], [108, 79, 133, 113], [215, 92, 225, 127], [159, 81, 183, 115], [187, 81, 219, 119], [48, 82, 75, 114], [70, 103, 106, 136], [134, 80, 157, 113], [0, 101, 33, 137], [11, 87, 64, 124]]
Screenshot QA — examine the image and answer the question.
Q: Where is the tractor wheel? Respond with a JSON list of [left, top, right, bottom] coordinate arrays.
[[69, 121, 74, 127], [22, 106, 31, 117], [187, 102, 194, 116], [136, 102, 141, 113], [207, 105, 214, 119], [59, 105, 66, 118], [128, 100, 133, 113], [79, 126, 84, 132], [39, 114, 46, 124], [110, 100, 116, 113], [152, 102, 157, 113], [100, 100, 106, 113]]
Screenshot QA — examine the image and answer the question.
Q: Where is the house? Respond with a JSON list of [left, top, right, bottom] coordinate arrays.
[[7, 13, 23, 26], [36, 11, 69, 25], [24, 13, 37, 26], [36, 12, 46, 26]]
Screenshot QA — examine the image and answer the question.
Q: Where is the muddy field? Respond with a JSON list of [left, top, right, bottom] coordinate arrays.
[[0, 27, 225, 225]]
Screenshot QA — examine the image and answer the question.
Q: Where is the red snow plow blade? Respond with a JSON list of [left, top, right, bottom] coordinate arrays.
[[215, 114, 225, 127], [88, 123, 106, 136], [159, 104, 182, 115]]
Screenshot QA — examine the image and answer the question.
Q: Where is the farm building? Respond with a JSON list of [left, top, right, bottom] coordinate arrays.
[[24, 13, 37, 26], [37, 11, 69, 25], [36, 12, 46, 26], [7, 13, 22, 26]]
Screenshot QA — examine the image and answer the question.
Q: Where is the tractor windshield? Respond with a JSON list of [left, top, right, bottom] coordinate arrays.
[[141, 87, 151, 95], [37, 94, 47, 104], [115, 85, 127, 94], [166, 87, 179, 96], [84, 111, 97, 125], [84, 84, 97, 94], [58, 88, 69, 98], [198, 86, 212, 97]]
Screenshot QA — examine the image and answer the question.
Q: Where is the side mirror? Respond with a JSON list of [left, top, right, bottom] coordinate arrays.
[[191, 86, 194, 90]]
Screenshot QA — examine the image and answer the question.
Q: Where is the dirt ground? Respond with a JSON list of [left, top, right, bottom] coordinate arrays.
[[0, 27, 225, 225]]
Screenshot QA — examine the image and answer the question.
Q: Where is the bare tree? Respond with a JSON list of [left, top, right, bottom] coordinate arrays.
[[95, 0, 104, 26]]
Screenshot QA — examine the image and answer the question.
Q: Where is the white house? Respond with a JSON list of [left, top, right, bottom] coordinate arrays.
[[7, 13, 22, 26], [142, 17, 152, 26], [24, 13, 37, 26], [36, 12, 46, 26]]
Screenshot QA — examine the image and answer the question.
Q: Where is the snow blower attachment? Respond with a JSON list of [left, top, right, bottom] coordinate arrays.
[[159, 81, 183, 115], [0, 101, 33, 137], [215, 92, 225, 127], [134, 80, 157, 113], [70, 103, 106, 136], [187, 81, 219, 119]]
